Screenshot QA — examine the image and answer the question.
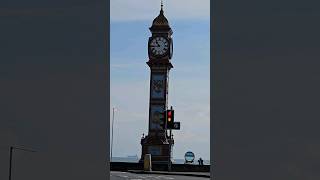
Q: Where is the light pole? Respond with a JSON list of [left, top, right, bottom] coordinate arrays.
[[110, 107, 117, 161], [8, 146, 36, 180], [168, 106, 173, 172]]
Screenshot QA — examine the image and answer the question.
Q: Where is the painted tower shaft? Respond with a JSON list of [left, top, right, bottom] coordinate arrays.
[[140, 4, 174, 164]]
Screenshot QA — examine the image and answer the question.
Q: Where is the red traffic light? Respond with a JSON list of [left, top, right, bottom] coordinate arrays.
[[166, 109, 175, 129], [167, 110, 172, 122]]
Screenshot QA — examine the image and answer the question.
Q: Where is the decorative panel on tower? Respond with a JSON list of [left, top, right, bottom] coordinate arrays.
[[149, 104, 165, 131], [151, 74, 166, 99]]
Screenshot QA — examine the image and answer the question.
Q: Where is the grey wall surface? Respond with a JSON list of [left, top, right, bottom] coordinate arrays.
[[213, 0, 320, 179], [0, 0, 108, 180]]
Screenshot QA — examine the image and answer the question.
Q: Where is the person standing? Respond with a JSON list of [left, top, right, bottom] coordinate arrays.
[[198, 157, 204, 165]]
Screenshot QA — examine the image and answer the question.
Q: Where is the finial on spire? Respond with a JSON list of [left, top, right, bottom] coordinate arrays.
[[160, 0, 164, 13]]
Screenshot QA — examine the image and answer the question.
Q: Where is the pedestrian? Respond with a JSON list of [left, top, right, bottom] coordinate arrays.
[[198, 157, 204, 165]]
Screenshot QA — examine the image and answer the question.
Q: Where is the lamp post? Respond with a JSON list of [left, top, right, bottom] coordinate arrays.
[[110, 107, 117, 161], [168, 106, 173, 171], [8, 146, 36, 180]]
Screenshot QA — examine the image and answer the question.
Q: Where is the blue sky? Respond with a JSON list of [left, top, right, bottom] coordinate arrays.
[[110, 0, 210, 160]]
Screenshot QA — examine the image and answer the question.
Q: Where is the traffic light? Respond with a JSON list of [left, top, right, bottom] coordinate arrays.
[[159, 110, 167, 130], [166, 110, 174, 129]]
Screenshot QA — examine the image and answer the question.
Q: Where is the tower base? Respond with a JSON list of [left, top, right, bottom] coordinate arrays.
[[140, 133, 173, 164]]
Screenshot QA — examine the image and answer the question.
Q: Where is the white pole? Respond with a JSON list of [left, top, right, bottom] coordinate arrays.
[[111, 107, 115, 161]]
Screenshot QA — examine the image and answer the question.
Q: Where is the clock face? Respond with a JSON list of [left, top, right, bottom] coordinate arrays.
[[150, 37, 169, 56]]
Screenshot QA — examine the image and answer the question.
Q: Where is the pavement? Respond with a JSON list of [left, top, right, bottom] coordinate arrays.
[[111, 171, 210, 180], [127, 170, 210, 178]]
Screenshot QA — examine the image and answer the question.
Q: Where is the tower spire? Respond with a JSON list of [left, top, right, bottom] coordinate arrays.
[[160, 0, 164, 13]]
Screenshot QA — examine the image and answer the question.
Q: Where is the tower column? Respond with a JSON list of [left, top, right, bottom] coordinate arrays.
[[140, 4, 174, 165]]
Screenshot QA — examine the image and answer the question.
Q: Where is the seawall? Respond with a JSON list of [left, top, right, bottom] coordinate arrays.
[[110, 162, 210, 172]]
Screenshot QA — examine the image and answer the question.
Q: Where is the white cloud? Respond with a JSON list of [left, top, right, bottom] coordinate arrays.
[[111, 62, 141, 69], [110, 0, 210, 21], [110, 76, 210, 159], [110, 2, 210, 158]]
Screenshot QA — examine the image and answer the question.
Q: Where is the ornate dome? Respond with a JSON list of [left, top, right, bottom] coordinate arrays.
[[150, 3, 171, 31], [152, 9, 169, 27]]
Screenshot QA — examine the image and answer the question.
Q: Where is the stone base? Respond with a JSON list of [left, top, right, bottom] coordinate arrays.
[[140, 134, 173, 164]]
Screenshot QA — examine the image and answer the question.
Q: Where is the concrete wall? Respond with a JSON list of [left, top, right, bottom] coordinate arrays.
[[110, 162, 210, 172]]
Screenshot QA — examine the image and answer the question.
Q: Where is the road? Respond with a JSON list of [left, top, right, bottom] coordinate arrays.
[[110, 171, 209, 180]]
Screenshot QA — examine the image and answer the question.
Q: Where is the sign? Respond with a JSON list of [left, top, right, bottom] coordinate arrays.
[[148, 146, 161, 156], [184, 151, 195, 163], [171, 122, 180, 130]]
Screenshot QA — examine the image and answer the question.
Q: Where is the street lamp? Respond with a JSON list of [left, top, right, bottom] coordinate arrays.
[[110, 107, 117, 161], [8, 146, 36, 180]]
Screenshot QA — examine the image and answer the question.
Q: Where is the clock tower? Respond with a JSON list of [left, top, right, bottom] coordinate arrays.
[[140, 3, 174, 164]]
